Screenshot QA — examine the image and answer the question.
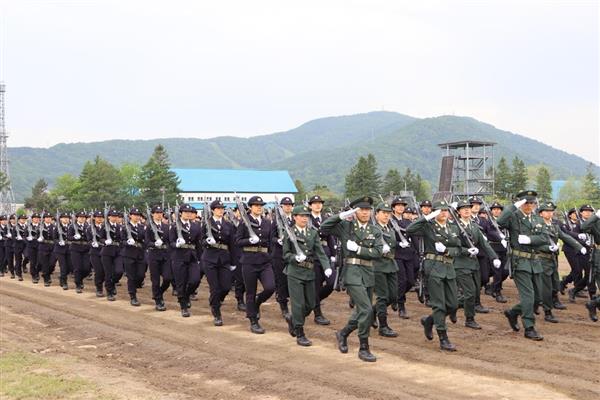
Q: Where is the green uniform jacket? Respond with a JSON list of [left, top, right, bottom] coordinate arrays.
[[283, 225, 330, 281], [321, 215, 383, 287], [406, 216, 462, 279], [497, 204, 549, 274], [373, 222, 399, 273], [453, 219, 498, 270]]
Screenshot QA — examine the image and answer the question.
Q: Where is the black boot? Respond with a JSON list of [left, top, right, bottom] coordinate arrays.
[[421, 315, 434, 340], [75, 286, 83, 294], [212, 307, 223, 326], [358, 337, 377, 362], [280, 303, 290, 319], [568, 288, 577, 303], [533, 303, 540, 315], [378, 314, 398, 338], [553, 293, 567, 310], [484, 284, 493, 296], [336, 326, 353, 353], [585, 301, 598, 322], [155, 298, 166, 312], [285, 314, 296, 337], [437, 330, 457, 351], [371, 306, 378, 329], [559, 279, 566, 295], [130, 295, 140, 307], [107, 292, 116, 301], [296, 327, 312, 347], [544, 310, 559, 323], [96, 289, 105, 297], [495, 293, 507, 303], [504, 309, 520, 332], [449, 309, 457, 324], [237, 299, 246, 312], [180, 302, 190, 318], [524, 327, 543, 341], [391, 302, 398, 312], [474, 303, 490, 313], [250, 317, 265, 334], [465, 317, 481, 329], [398, 303, 409, 319], [314, 305, 331, 325]]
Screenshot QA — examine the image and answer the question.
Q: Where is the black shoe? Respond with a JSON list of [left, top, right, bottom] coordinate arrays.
[[576, 291, 588, 299], [495, 294, 507, 303], [553, 297, 567, 310], [96, 290, 105, 298], [568, 288, 577, 303], [533, 303, 540, 315], [155, 299, 166, 312], [76, 286, 83, 294], [172, 289, 178, 297], [524, 327, 543, 341], [181, 308, 190, 318], [237, 301, 246, 312], [391, 302, 398, 312], [285, 314, 296, 337], [544, 311, 559, 323], [449, 310, 457, 324], [559, 280, 566, 295], [250, 318, 265, 334], [371, 307, 378, 329], [398, 304, 409, 319], [484, 285, 494, 296], [504, 309, 520, 332], [190, 293, 198, 301], [107, 293, 116, 301], [585, 301, 598, 322], [44, 281, 51, 287], [421, 316, 434, 340], [32, 278, 39, 284], [280, 303, 291, 319], [314, 306, 331, 326], [379, 325, 399, 338], [10, 274, 15, 279], [18, 276, 23, 281], [61, 283, 68, 290], [296, 328, 311, 347], [336, 328, 350, 353], [358, 337, 376, 362], [465, 318, 482, 329], [474, 304, 490, 314], [130, 297, 140, 307], [438, 330, 457, 352], [212, 307, 223, 326]]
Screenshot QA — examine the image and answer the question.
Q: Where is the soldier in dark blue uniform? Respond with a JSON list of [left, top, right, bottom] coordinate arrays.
[[201, 200, 236, 325], [145, 205, 171, 311], [12, 215, 28, 281], [0, 215, 8, 277], [86, 210, 106, 296], [390, 197, 416, 319], [559, 208, 582, 295], [229, 205, 245, 311], [100, 209, 122, 301], [170, 203, 202, 317], [568, 204, 596, 303], [308, 195, 337, 325], [271, 197, 294, 319], [37, 212, 56, 286], [53, 212, 71, 289], [469, 196, 492, 313], [67, 211, 90, 293], [121, 207, 146, 306], [235, 195, 276, 334], [26, 212, 41, 283], [5, 215, 16, 279], [486, 202, 510, 303]]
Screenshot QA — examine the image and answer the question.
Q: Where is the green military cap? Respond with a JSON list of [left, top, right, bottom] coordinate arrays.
[[515, 189, 538, 202], [455, 200, 471, 210], [292, 205, 311, 215], [349, 196, 373, 209], [538, 201, 556, 212], [375, 202, 392, 212], [433, 200, 450, 210]]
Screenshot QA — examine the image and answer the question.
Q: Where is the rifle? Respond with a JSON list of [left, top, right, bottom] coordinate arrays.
[[146, 204, 161, 243], [123, 208, 134, 242], [272, 199, 285, 243], [90, 213, 99, 247], [202, 202, 216, 243], [234, 193, 259, 243], [174, 201, 184, 243], [274, 196, 306, 258], [407, 194, 426, 302], [333, 236, 344, 291], [15, 218, 23, 241], [446, 203, 477, 255], [37, 210, 46, 242], [225, 207, 239, 227], [562, 207, 575, 231], [56, 210, 65, 245], [104, 204, 112, 243], [166, 203, 173, 226], [70, 211, 79, 239], [26, 215, 34, 241]]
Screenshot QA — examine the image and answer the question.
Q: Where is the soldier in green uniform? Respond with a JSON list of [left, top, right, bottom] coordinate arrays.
[[373, 202, 399, 338], [406, 200, 462, 351], [452, 200, 501, 330], [581, 209, 600, 322], [282, 205, 332, 346], [498, 190, 550, 341], [321, 196, 382, 362], [536, 201, 585, 323]]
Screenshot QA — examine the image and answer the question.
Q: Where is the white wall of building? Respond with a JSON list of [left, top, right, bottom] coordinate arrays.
[[180, 192, 295, 204]]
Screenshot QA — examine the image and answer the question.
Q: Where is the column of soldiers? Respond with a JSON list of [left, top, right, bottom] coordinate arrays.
[[0, 189, 598, 363]]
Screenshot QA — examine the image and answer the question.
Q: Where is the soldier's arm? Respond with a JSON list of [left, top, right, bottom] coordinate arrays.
[[558, 228, 583, 252], [320, 214, 346, 238], [234, 223, 252, 247], [581, 214, 598, 233], [477, 229, 498, 259], [313, 231, 331, 269], [496, 204, 515, 229], [406, 216, 427, 235]]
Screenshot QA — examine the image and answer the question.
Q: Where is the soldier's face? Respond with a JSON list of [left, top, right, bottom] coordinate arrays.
[[282, 204, 293, 214], [250, 205, 263, 216], [376, 210, 391, 225], [130, 214, 141, 224], [393, 204, 405, 215], [76, 217, 85, 224], [491, 208, 502, 217], [540, 210, 553, 221], [94, 216, 104, 224], [152, 212, 163, 222], [471, 204, 480, 213], [458, 207, 471, 219], [436, 210, 449, 223], [212, 207, 224, 218], [522, 202, 535, 214], [294, 214, 308, 228], [108, 216, 118, 224], [60, 217, 70, 225], [32, 217, 40, 224], [311, 202, 323, 213], [356, 208, 371, 223], [44, 217, 52, 224], [0, 220, 6, 226], [581, 210, 592, 219], [421, 206, 431, 215]]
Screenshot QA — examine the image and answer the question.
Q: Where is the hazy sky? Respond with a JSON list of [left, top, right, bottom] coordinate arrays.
[[1, 0, 598, 164]]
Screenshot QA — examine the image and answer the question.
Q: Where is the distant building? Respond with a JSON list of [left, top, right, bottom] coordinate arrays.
[[551, 180, 566, 200], [172, 168, 297, 209]]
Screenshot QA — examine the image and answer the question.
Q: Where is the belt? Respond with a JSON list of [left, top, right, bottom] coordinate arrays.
[[150, 245, 167, 250], [512, 249, 538, 259], [178, 244, 196, 250], [595, 244, 600, 249], [425, 253, 453, 264], [344, 257, 373, 267], [382, 252, 395, 260], [320, 240, 329, 246], [40, 239, 55, 245], [243, 246, 269, 253], [210, 243, 229, 251], [297, 260, 314, 269], [126, 242, 143, 248], [537, 252, 556, 260]]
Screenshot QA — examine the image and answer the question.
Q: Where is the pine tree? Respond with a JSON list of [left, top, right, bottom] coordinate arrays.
[[24, 178, 58, 210], [535, 165, 552, 201], [382, 169, 403, 196], [495, 157, 511, 199], [581, 162, 600, 203], [294, 179, 306, 203], [344, 154, 381, 199], [510, 156, 528, 197], [138, 145, 181, 207], [77, 156, 126, 210]]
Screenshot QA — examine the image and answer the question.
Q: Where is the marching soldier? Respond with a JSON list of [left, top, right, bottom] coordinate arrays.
[[170, 203, 202, 317], [201, 200, 236, 326], [0, 215, 8, 277], [486, 202, 510, 303], [390, 197, 415, 319], [145, 205, 172, 312], [283, 204, 331, 346], [6, 215, 16, 279], [26, 212, 41, 283], [87, 210, 106, 296], [13, 215, 28, 281], [580, 208, 600, 322], [308, 195, 337, 325], [322, 196, 381, 362], [420, 200, 432, 216], [536, 201, 584, 323], [100, 209, 123, 301], [272, 197, 294, 319], [68, 211, 91, 293], [373, 202, 400, 337], [53, 212, 72, 289], [407, 201, 461, 351], [568, 205, 595, 303], [235, 196, 276, 334], [469, 196, 492, 313], [498, 190, 549, 341], [559, 208, 583, 294], [37, 212, 56, 286], [453, 200, 500, 330], [121, 207, 146, 306], [229, 205, 246, 311]]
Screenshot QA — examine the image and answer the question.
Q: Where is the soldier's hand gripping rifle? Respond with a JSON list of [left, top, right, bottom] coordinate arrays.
[[234, 193, 260, 244], [446, 203, 477, 257], [408, 195, 427, 302], [146, 204, 162, 246], [26, 215, 34, 241], [272, 198, 285, 246], [104, 204, 113, 245], [56, 210, 65, 246], [274, 200, 306, 259], [174, 201, 185, 247], [123, 208, 135, 245], [70, 211, 81, 240], [90, 212, 99, 248], [37, 210, 46, 242], [202, 202, 216, 246]]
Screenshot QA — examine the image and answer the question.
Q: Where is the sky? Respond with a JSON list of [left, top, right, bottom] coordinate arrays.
[[1, 0, 598, 164]]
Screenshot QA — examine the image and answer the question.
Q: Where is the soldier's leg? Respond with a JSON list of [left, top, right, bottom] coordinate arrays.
[[172, 260, 188, 306], [272, 254, 289, 311], [123, 257, 137, 297], [38, 250, 51, 283], [159, 258, 172, 296], [288, 275, 305, 328], [427, 274, 448, 331], [256, 263, 275, 307], [217, 265, 232, 303], [396, 259, 408, 307], [101, 254, 115, 295], [7, 248, 14, 277], [388, 270, 398, 308], [90, 254, 104, 293], [14, 248, 23, 278], [28, 247, 39, 281], [71, 251, 84, 288], [374, 271, 388, 320], [204, 261, 220, 307], [455, 269, 475, 319], [540, 270, 554, 312], [186, 261, 201, 298], [148, 256, 162, 300], [242, 264, 259, 319], [305, 278, 316, 318], [344, 284, 372, 337], [511, 269, 536, 329]]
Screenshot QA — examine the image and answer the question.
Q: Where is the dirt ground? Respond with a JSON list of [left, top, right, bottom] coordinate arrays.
[[1, 257, 598, 400]]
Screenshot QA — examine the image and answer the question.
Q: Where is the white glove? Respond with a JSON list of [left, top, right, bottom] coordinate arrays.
[[330, 256, 336, 263], [346, 240, 359, 252], [451, 202, 458, 209], [382, 243, 391, 254], [6, 233, 11, 238], [105, 238, 113, 246], [596, 210, 600, 218], [435, 242, 446, 253], [176, 238, 185, 248], [580, 247, 587, 255], [425, 209, 442, 221], [549, 244, 559, 252], [58, 240, 65, 247], [206, 237, 216, 246], [295, 253, 307, 263], [74, 233, 81, 240], [467, 247, 479, 256], [37, 236, 44, 242], [249, 235, 259, 244], [27, 236, 33, 241], [578, 233, 587, 240], [585, 239, 592, 246], [501, 239, 507, 248], [229, 265, 237, 271], [514, 199, 527, 208], [324, 268, 333, 278], [492, 259, 501, 269], [339, 207, 360, 220], [127, 238, 135, 246], [399, 241, 410, 248], [518, 235, 531, 244], [91, 242, 99, 248], [155, 239, 163, 247], [499, 233, 506, 240], [277, 238, 283, 246]]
